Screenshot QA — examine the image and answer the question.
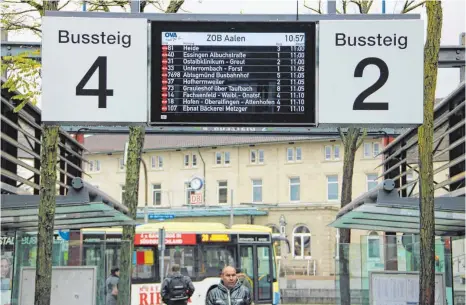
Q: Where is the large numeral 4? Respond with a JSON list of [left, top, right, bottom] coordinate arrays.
[[76, 56, 114, 108], [353, 57, 389, 111]]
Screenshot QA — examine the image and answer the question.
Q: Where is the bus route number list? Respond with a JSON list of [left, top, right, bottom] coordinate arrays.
[[152, 30, 316, 126]]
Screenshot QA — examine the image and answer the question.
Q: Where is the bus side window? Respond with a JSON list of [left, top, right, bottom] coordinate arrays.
[[132, 246, 158, 282]]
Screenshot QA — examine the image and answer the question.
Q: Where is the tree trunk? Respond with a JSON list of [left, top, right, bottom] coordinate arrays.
[[118, 3, 183, 303], [419, 1, 442, 305], [338, 127, 364, 305], [33, 3, 60, 305], [34, 125, 59, 305], [118, 126, 145, 305]]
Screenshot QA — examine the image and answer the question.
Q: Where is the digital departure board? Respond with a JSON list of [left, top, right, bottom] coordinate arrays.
[[150, 22, 316, 126]]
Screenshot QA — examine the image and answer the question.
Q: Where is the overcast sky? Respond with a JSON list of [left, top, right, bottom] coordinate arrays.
[[5, 0, 466, 105]]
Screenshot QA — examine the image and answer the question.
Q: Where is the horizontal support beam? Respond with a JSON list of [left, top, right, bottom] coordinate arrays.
[[1, 41, 41, 59], [438, 45, 466, 68], [2, 42, 464, 68]]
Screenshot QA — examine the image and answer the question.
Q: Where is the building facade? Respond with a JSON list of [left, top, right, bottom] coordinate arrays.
[[83, 134, 386, 276]]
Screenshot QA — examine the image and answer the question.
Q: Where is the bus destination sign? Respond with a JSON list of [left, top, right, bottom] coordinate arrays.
[[150, 21, 316, 127], [238, 234, 271, 243], [201, 234, 231, 243]]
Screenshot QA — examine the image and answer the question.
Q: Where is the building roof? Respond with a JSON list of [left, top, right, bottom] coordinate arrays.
[[84, 134, 337, 153], [83, 134, 377, 154]]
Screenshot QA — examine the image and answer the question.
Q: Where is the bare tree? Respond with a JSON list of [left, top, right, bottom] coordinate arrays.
[[117, 1, 186, 304], [303, 1, 426, 304], [337, 127, 366, 305], [0, 1, 184, 304], [418, 1, 443, 304]]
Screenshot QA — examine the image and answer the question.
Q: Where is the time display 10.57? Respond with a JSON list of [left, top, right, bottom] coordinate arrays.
[[150, 21, 316, 126]]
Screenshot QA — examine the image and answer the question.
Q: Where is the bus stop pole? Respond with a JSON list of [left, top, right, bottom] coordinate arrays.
[[229, 189, 234, 227], [159, 228, 165, 283]]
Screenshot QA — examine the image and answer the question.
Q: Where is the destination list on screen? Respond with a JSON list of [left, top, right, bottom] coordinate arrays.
[[155, 31, 311, 125]]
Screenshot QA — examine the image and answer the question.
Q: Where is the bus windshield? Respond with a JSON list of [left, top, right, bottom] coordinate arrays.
[[131, 244, 238, 282]]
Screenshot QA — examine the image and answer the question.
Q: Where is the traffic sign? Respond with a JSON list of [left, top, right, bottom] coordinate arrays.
[[148, 214, 175, 220], [41, 17, 148, 124], [318, 20, 424, 126]]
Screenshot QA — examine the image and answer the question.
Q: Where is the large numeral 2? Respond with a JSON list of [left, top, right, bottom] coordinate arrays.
[[76, 56, 114, 108], [353, 57, 389, 110]]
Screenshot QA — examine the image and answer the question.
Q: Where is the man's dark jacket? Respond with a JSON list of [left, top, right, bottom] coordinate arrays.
[[206, 281, 252, 305], [161, 273, 195, 305]]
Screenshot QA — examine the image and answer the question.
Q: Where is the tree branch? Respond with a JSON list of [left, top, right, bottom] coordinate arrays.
[[338, 127, 347, 145], [350, 0, 363, 14], [342, 0, 348, 14], [403, 0, 426, 13], [304, 0, 322, 14], [165, 0, 184, 13], [356, 129, 367, 149], [58, 0, 74, 10], [1, 9, 38, 16], [23, 0, 43, 12]]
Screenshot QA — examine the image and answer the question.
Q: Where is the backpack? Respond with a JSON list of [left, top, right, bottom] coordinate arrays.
[[168, 275, 189, 301]]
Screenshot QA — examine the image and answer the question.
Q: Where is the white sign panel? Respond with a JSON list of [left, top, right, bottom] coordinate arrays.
[[42, 17, 148, 124], [318, 20, 424, 126], [370, 271, 445, 305]]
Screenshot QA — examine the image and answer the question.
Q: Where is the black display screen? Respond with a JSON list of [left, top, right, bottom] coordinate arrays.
[[150, 21, 316, 126]]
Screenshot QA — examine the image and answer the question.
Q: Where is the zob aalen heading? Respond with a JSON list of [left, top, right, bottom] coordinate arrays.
[[58, 30, 132, 48]]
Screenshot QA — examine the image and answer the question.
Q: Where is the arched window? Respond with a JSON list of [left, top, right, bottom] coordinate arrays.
[[367, 231, 381, 260], [293, 225, 311, 259], [267, 224, 281, 257]]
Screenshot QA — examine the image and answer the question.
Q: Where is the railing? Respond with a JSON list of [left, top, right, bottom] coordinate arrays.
[[378, 81, 465, 198], [1, 78, 87, 195], [280, 258, 317, 276]]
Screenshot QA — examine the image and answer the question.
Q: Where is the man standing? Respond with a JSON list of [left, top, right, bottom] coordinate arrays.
[[206, 266, 252, 305], [161, 264, 195, 305]]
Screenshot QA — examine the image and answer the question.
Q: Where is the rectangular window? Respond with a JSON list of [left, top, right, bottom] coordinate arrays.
[[184, 154, 190, 167], [224, 152, 230, 165], [367, 174, 378, 191], [218, 181, 228, 204], [192, 154, 197, 167], [252, 179, 262, 203], [363, 143, 372, 158], [118, 158, 125, 170], [287, 148, 294, 162], [152, 184, 162, 206], [215, 152, 222, 165], [324, 146, 332, 160], [185, 183, 195, 205], [373, 143, 380, 157], [367, 235, 381, 259], [327, 175, 339, 200], [296, 147, 302, 161], [258, 150, 265, 163], [151, 156, 163, 169], [334, 145, 340, 160], [89, 160, 101, 172], [289, 177, 300, 202], [250, 150, 256, 164]]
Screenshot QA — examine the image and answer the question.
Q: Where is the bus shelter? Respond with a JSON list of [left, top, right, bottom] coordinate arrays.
[[1, 82, 135, 305], [329, 80, 465, 305], [0, 179, 135, 305], [328, 180, 464, 305]]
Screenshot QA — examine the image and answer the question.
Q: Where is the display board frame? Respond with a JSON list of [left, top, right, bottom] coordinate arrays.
[[149, 20, 317, 127]]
